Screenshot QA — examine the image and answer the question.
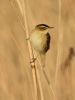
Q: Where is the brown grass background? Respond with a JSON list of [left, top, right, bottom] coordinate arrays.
[[0, 0, 75, 100]]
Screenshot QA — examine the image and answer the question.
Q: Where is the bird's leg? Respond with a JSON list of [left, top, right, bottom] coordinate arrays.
[[30, 57, 36, 63]]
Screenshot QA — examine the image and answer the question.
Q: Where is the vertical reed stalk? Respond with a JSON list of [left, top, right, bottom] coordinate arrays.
[[54, 0, 63, 92], [22, 0, 38, 100], [15, 0, 38, 100]]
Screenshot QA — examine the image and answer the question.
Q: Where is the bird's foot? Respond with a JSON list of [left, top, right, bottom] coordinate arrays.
[[30, 57, 36, 63]]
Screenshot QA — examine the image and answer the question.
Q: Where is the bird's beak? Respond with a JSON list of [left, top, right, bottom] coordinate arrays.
[[49, 26, 54, 29]]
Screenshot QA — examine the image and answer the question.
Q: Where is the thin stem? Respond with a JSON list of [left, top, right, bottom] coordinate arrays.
[[16, 0, 23, 16], [54, 0, 63, 87], [15, 0, 38, 100], [22, 0, 38, 100], [34, 51, 57, 100]]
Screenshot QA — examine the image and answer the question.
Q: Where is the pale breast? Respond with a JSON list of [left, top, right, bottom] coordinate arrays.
[[30, 31, 51, 54]]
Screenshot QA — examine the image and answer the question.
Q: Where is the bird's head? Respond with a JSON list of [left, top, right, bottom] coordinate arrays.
[[34, 24, 54, 34]]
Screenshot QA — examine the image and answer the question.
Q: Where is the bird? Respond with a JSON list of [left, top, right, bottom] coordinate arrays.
[[30, 24, 54, 67]]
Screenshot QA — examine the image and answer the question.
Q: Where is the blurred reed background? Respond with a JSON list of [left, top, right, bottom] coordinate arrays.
[[0, 0, 75, 100]]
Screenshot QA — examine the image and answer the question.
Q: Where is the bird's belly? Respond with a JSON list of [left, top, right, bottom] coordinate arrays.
[[30, 32, 47, 53]]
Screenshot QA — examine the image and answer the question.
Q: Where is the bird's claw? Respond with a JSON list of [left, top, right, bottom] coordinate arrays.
[[30, 57, 36, 63]]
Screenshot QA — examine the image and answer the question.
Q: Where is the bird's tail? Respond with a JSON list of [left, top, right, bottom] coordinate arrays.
[[40, 54, 46, 68]]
